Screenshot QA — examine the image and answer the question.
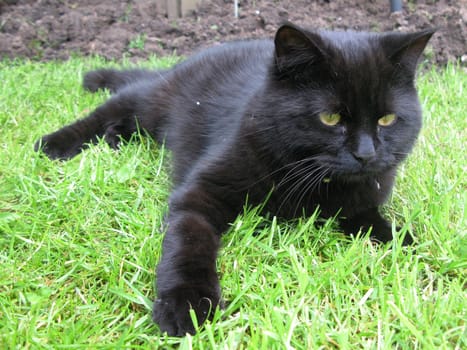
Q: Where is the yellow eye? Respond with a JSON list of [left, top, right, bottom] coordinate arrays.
[[319, 113, 341, 126], [378, 113, 397, 127]]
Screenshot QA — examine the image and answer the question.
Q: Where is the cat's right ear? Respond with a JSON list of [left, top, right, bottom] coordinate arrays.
[[274, 23, 326, 76]]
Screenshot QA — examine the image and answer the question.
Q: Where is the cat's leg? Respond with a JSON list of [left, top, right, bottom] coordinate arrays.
[[340, 207, 413, 245], [35, 83, 161, 160], [34, 93, 135, 160], [153, 183, 240, 336]]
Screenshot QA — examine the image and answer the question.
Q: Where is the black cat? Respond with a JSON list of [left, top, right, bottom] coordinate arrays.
[[35, 23, 434, 336]]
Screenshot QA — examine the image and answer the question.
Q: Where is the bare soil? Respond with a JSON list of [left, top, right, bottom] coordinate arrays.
[[0, 0, 466, 65]]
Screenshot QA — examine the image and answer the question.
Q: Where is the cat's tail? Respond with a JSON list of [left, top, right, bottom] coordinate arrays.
[[83, 68, 163, 93]]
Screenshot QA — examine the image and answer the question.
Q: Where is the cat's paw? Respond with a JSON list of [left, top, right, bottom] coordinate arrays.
[[369, 225, 414, 246], [34, 133, 82, 161], [399, 229, 414, 246], [340, 208, 414, 246], [153, 287, 220, 336]]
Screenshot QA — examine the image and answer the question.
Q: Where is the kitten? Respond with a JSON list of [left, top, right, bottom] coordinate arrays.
[[35, 22, 434, 336]]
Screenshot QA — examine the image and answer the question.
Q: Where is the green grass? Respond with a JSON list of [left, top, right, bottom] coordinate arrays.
[[0, 57, 465, 349]]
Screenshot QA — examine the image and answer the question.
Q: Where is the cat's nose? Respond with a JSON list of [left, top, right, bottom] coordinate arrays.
[[352, 134, 376, 164], [352, 149, 376, 164]]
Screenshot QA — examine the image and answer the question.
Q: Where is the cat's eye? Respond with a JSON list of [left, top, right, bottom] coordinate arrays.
[[319, 113, 341, 126], [378, 113, 397, 127]]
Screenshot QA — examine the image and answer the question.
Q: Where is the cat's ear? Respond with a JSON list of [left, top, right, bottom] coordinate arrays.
[[274, 23, 327, 75], [382, 29, 436, 73], [275, 23, 324, 58]]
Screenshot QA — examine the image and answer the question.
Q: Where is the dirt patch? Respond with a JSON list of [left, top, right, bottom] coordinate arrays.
[[0, 0, 466, 65]]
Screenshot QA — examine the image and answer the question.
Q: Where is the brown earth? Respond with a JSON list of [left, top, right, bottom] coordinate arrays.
[[0, 0, 466, 66]]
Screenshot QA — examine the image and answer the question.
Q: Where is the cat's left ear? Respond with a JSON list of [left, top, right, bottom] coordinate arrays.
[[383, 29, 436, 73]]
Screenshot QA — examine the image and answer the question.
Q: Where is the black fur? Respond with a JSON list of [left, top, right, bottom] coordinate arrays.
[[34, 23, 434, 336]]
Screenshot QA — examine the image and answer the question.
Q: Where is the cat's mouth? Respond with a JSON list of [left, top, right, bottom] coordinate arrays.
[[337, 172, 378, 182], [320, 155, 392, 180], [323, 161, 387, 182], [332, 164, 391, 183]]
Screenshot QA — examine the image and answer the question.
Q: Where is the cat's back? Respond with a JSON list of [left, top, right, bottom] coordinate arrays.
[[170, 39, 273, 101], [176, 39, 273, 77], [167, 39, 274, 144]]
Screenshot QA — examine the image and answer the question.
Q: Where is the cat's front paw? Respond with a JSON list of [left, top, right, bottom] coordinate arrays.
[[366, 222, 414, 246], [153, 287, 220, 336], [370, 226, 414, 246], [340, 208, 414, 246], [399, 229, 414, 246]]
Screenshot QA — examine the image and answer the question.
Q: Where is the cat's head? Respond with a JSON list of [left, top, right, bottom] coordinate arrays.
[[256, 23, 434, 180]]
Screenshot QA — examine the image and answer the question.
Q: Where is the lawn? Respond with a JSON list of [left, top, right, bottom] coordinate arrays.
[[0, 57, 465, 349]]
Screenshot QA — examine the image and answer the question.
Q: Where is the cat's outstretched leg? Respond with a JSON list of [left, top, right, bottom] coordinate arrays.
[[153, 177, 242, 336], [153, 212, 221, 336], [340, 207, 413, 245], [153, 190, 222, 336]]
